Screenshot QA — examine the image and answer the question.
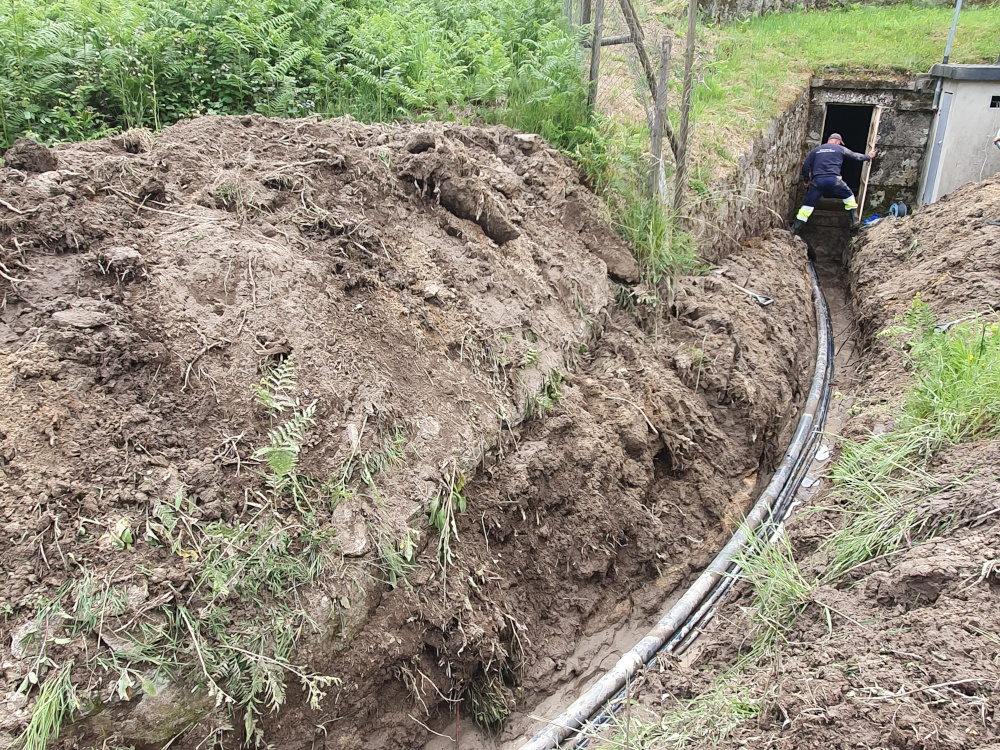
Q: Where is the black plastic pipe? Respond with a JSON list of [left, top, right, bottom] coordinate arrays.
[[518, 261, 834, 750]]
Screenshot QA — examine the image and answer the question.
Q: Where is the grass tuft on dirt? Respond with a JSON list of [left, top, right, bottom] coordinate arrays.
[[825, 297, 1000, 578]]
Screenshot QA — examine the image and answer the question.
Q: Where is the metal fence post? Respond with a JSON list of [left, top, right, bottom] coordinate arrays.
[[587, 0, 605, 112], [649, 37, 671, 199]]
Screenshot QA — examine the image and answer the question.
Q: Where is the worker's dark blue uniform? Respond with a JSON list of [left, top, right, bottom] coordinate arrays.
[[795, 142, 872, 225]]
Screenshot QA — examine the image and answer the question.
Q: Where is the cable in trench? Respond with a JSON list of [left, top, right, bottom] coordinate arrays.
[[518, 260, 835, 750]]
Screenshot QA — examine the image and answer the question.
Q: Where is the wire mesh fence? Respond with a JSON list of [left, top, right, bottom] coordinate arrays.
[[565, 0, 674, 200]]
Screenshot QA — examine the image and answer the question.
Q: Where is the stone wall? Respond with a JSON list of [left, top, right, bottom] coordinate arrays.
[[805, 76, 935, 213], [698, 0, 976, 25], [688, 88, 810, 262]]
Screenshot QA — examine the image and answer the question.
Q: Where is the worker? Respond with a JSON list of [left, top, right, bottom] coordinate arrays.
[[791, 133, 876, 234]]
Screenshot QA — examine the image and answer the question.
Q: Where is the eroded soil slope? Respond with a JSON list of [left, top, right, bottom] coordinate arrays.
[[0, 118, 811, 749], [617, 179, 1000, 750]]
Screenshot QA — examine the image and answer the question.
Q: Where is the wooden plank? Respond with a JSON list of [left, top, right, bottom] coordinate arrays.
[[857, 106, 882, 216], [617, 0, 678, 158], [582, 34, 635, 47], [618, 0, 656, 100], [673, 0, 697, 215]]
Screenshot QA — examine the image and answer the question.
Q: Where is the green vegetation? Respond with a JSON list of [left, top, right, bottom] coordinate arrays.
[[373, 527, 418, 588], [14, 357, 355, 747], [428, 469, 467, 582], [731, 529, 814, 652], [575, 117, 703, 280], [13, 664, 77, 750], [0, 0, 588, 148], [597, 680, 759, 749], [826, 298, 1000, 577], [467, 660, 515, 729], [524, 369, 565, 419]]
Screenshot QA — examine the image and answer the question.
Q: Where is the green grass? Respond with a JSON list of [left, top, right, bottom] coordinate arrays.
[[824, 298, 1000, 577], [574, 116, 704, 282], [594, 680, 760, 750], [428, 469, 467, 583], [731, 528, 814, 652], [14, 664, 78, 750]]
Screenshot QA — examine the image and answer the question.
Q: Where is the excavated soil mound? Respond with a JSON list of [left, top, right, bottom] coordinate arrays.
[[623, 180, 1000, 750], [0, 117, 812, 749]]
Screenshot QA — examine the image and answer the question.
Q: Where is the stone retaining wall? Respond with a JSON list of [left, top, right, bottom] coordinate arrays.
[[690, 75, 935, 260], [688, 88, 810, 262]]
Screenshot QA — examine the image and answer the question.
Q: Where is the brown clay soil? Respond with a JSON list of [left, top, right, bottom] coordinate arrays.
[[604, 177, 1000, 750], [0, 117, 814, 749]]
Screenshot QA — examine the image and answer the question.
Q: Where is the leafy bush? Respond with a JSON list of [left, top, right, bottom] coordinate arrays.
[[0, 0, 587, 148]]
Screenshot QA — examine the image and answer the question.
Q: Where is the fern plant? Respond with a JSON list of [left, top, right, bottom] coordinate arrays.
[[252, 356, 298, 413]]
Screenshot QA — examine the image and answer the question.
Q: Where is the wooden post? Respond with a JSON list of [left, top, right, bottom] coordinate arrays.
[[582, 0, 592, 26], [587, 0, 605, 112], [649, 37, 671, 198], [618, 0, 656, 100], [673, 0, 697, 216], [618, 0, 678, 160]]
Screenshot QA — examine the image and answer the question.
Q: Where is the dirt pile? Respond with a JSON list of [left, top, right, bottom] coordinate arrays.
[[0, 117, 812, 749], [613, 180, 1000, 750], [850, 175, 1000, 346]]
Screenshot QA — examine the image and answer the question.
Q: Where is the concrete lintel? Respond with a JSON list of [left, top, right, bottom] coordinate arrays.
[[898, 100, 934, 112], [810, 75, 932, 92], [929, 64, 1000, 82]]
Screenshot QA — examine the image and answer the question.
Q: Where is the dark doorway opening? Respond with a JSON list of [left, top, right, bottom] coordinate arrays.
[[821, 104, 875, 195]]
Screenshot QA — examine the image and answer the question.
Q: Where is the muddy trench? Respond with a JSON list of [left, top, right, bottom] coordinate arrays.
[[1, 91, 941, 749], [444, 228, 859, 750], [404, 74, 974, 750]]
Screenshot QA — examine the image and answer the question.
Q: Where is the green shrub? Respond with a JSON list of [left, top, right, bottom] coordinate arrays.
[[0, 0, 586, 147]]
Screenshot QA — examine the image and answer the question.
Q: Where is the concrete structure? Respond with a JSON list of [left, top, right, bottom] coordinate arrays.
[[806, 77, 935, 215], [688, 75, 937, 260], [918, 64, 1000, 205]]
